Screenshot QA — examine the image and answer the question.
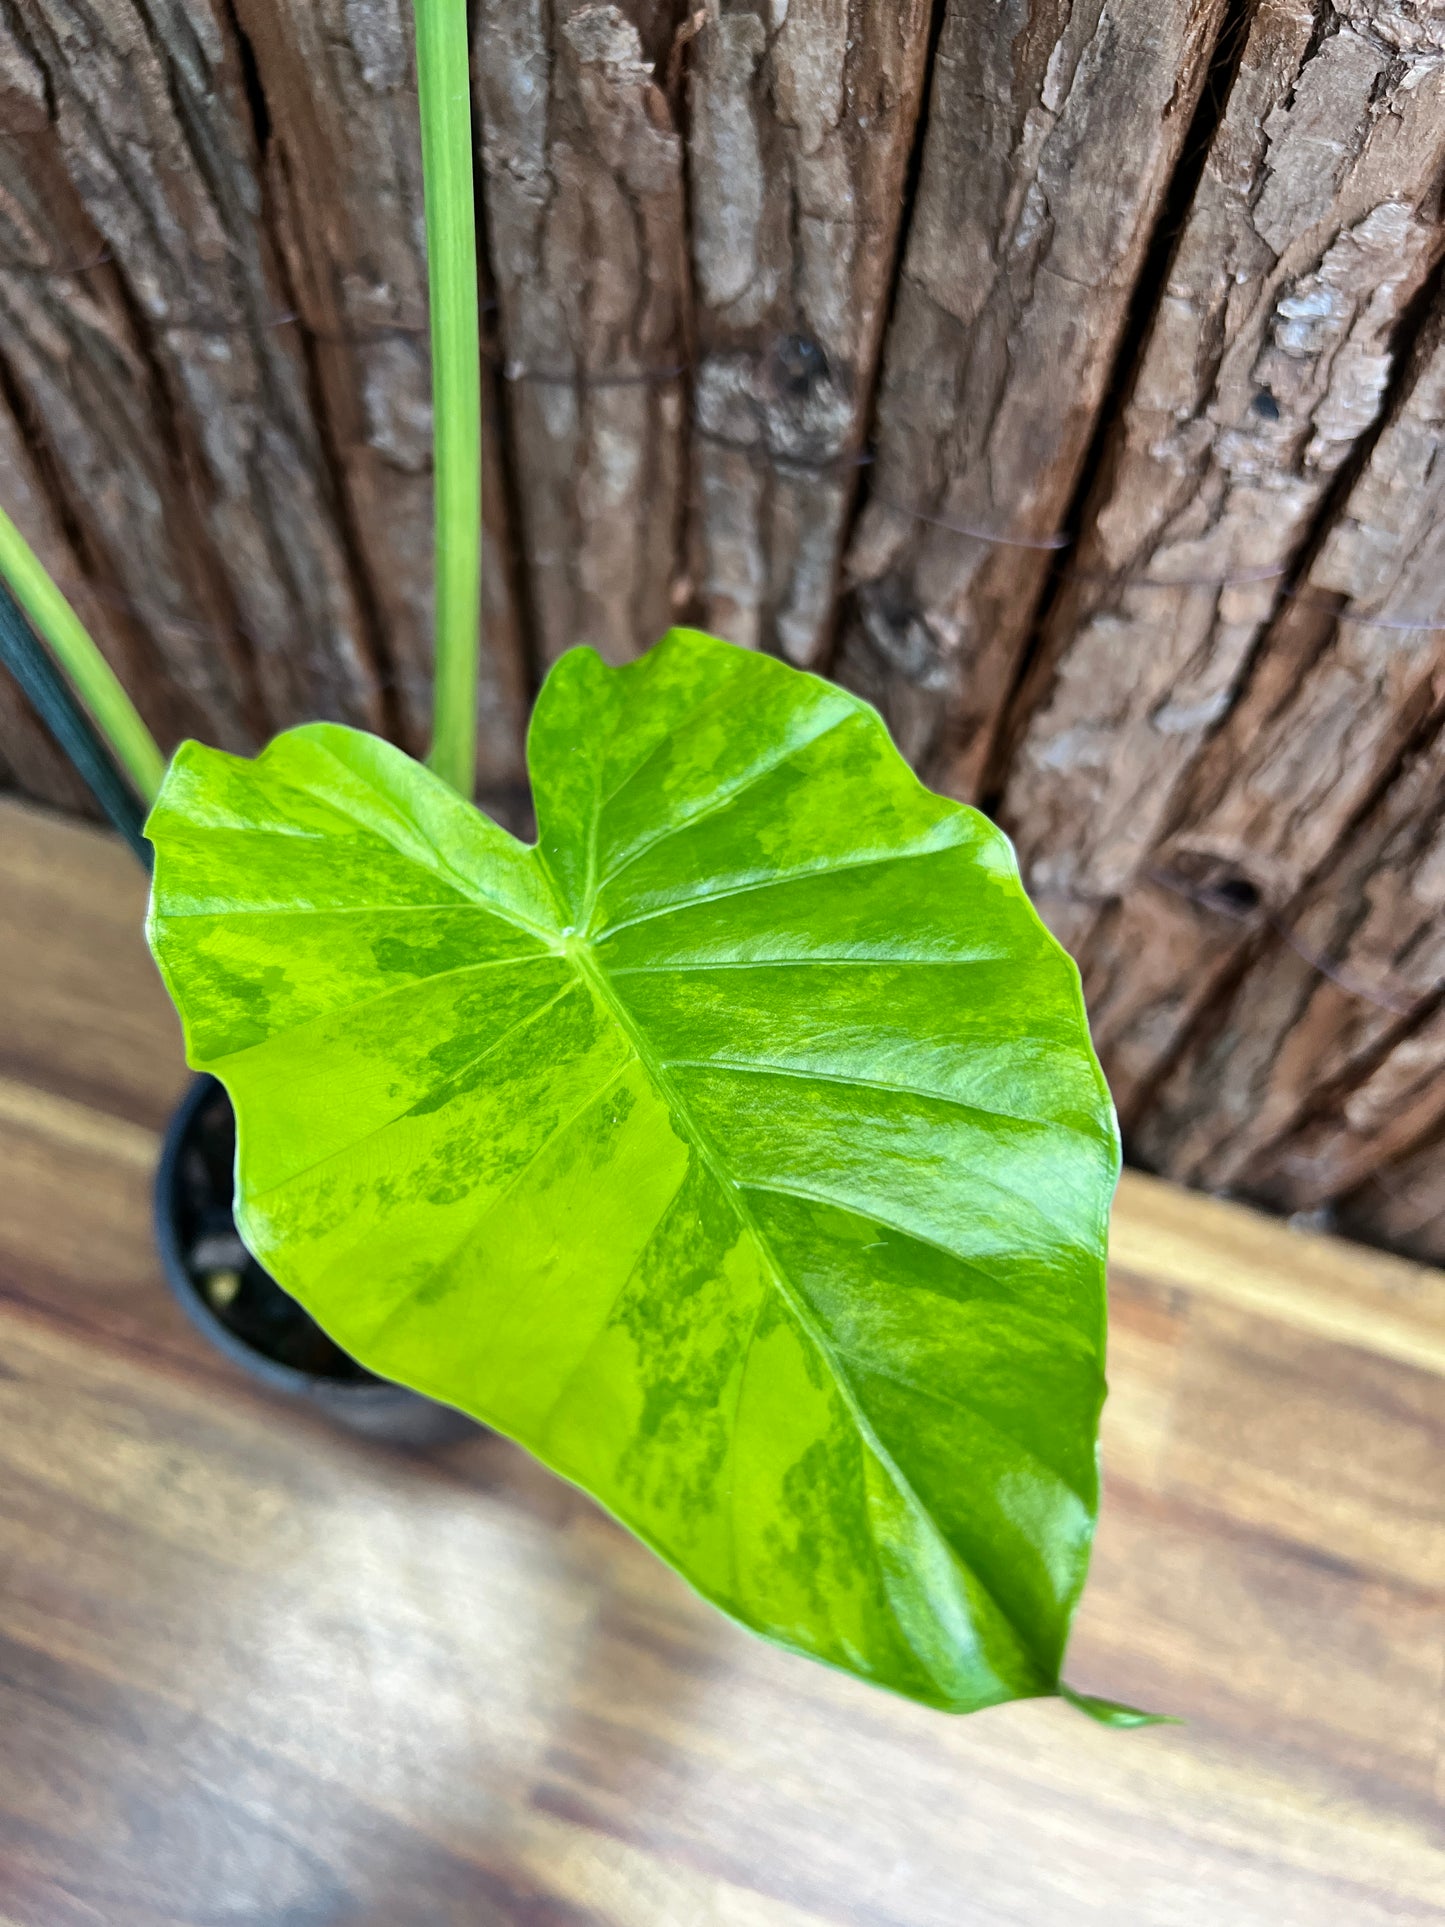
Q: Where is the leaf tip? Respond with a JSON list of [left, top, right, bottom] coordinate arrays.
[[1059, 1684, 1182, 1729]]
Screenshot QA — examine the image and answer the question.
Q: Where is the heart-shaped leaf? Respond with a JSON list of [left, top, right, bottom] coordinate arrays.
[[146, 629, 1120, 1714]]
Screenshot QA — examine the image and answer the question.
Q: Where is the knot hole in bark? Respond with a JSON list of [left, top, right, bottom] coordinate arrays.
[[772, 333, 831, 401], [1151, 849, 1268, 922]]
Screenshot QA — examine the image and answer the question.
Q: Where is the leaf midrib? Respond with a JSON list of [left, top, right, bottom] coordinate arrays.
[[564, 935, 1042, 1690]]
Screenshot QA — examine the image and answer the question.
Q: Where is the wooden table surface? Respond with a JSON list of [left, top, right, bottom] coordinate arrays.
[[0, 796, 1441, 1927]]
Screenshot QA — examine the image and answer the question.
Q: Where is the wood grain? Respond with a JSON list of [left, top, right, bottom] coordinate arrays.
[[0, 0, 531, 794], [1002, 0, 1445, 949], [1, 0, 382, 742], [0, 4, 262, 761], [1111, 1164, 1445, 1376], [471, 0, 692, 671], [0, 795, 1441, 1925], [833, 0, 1231, 794], [1079, 303, 1445, 1171], [1129, 731, 1445, 1198], [687, 0, 933, 665], [1344, 1123, 1445, 1269], [989, 3, 1445, 1246]]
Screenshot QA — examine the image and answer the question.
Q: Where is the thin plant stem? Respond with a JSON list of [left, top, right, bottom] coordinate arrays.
[[0, 505, 166, 805], [415, 0, 482, 798], [0, 578, 151, 859]]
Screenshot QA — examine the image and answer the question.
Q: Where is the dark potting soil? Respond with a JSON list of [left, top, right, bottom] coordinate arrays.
[[177, 1084, 374, 1383]]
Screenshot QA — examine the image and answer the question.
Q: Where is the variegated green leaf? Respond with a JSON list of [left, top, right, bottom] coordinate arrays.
[[146, 629, 1123, 1715]]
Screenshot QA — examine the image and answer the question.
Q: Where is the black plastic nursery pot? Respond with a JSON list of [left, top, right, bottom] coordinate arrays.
[[155, 1075, 475, 1447]]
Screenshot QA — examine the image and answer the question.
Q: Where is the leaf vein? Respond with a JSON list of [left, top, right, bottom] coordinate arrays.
[[830, 1343, 1095, 1505], [589, 711, 853, 903], [244, 979, 583, 1199], [605, 956, 1010, 974], [662, 1057, 1092, 1142], [265, 736, 557, 943], [733, 1177, 1025, 1297], [591, 661, 757, 816], [592, 837, 972, 941]]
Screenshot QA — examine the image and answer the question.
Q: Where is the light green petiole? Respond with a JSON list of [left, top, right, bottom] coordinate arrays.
[[0, 505, 166, 806], [415, 0, 483, 799]]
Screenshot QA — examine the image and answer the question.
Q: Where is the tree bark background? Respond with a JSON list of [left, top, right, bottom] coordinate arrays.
[[3, 0, 1444, 1260]]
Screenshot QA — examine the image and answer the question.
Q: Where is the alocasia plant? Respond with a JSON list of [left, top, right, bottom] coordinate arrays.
[[0, 0, 1154, 1724], [142, 630, 1137, 1720]]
